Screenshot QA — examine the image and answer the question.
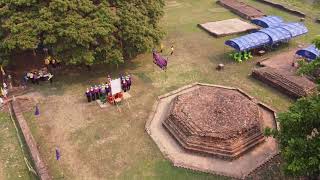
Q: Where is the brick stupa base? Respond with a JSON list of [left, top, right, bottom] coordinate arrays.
[[145, 83, 279, 179], [163, 86, 265, 160]]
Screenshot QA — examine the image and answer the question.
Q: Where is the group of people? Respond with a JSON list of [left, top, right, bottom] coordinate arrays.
[[85, 74, 132, 103], [119, 74, 132, 92], [85, 84, 111, 103], [23, 67, 54, 86]]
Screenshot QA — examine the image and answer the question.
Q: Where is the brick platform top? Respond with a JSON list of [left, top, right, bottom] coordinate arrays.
[[163, 86, 265, 159]]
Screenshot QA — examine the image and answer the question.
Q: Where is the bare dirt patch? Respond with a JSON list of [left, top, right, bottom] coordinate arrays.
[[199, 18, 259, 37]]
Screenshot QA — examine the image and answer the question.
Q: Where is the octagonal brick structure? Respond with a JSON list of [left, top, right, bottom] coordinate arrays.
[[163, 86, 265, 160], [145, 83, 279, 179]]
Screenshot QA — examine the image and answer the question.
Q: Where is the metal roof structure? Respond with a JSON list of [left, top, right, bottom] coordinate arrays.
[[279, 23, 308, 37], [225, 20, 309, 51], [225, 32, 270, 51], [296, 45, 320, 61], [259, 26, 292, 44], [251, 16, 284, 28]]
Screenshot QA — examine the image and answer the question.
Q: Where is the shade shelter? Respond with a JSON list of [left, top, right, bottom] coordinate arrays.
[[251, 16, 284, 28], [278, 23, 308, 37], [225, 32, 270, 51], [296, 45, 320, 61], [225, 21, 308, 51], [259, 27, 292, 44]]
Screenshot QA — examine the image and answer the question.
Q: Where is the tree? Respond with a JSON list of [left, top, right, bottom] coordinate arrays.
[[298, 36, 320, 82], [312, 35, 320, 49], [0, 0, 165, 65], [265, 94, 320, 178]]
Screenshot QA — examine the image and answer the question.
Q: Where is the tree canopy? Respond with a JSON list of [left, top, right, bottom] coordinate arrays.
[[0, 0, 165, 65], [265, 94, 320, 178], [298, 36, 320, 82]]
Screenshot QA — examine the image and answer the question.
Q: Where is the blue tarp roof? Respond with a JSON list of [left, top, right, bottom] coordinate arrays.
[[259, 26, 292, 44], [296, 45, 320, 61], [279, 23, 308, 37], [225, 32, 270, 51], [225, 20, 308, 51], [251, 16, 284, 28]]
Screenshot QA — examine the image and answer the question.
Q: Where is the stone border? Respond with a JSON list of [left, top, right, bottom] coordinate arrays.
[[10, 99, 51, 180], [256, 0, 306, 17], [145, 83, 279, 179]]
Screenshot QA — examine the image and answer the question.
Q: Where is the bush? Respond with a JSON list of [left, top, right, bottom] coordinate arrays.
[[265, 94, 320, 178]]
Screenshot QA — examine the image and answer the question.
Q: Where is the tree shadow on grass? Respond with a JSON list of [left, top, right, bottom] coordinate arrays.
[[28, 58, 152, 97]]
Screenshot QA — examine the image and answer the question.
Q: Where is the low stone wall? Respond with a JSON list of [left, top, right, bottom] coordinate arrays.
[[10, 100, 51, 180], [256, 0, 306, 17]]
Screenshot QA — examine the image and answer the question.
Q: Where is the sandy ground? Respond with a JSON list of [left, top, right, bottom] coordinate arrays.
[[199, 18, 259, 37], [260, 48, 300, 73]]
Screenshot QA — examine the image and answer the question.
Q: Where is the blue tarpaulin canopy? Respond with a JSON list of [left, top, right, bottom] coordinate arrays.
[[259, 27, 292, 44], [278, 23, 308, 37], [251, 16, 284, 28], [296, 45, 320, 61], [225, 32, 270, 51], [225, 19, 308, 51]]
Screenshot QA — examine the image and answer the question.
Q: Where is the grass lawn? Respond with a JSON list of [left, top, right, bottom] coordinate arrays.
[[2, 0, 320, 179], [0, 111, 37, 180]]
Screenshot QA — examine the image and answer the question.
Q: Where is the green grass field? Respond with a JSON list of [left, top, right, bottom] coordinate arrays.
[[1, 0, 319, 179], [0, 111, 37, 180]]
